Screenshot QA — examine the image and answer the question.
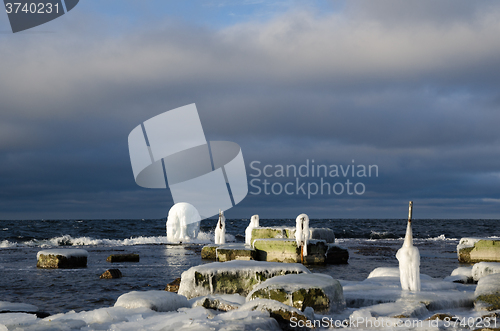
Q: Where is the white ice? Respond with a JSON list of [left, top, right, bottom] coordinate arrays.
[[0, 301, 38, 313], [166, 202, 201, 242], [214, 210, 226, 245], [295, 213, 310, 256], [472, 261, 500, 281], [114, 290, 190, 312], [245, 214, 259, 246], [396, 220, 421, 291], [36, 248, 88, 259]]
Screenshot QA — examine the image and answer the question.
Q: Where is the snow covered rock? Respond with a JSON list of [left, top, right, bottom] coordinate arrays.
[[190, 294, 245, 311], [0, 301, 38, 314], [253, 238, 330, 264], [444, 266, 473, 284], [36, 249, 88, 268], [166, 202, 201, 242], [114, 290, 189, 312], [247, 273, 345, 313], [216, 243, 256, 262], [472, 262, 500, 281], [251, 226, 335, 245], [474, 273, 500, 311], [457, 238, 500, 263], [239, 299, 311, 331], [178, 260, 310, 299]]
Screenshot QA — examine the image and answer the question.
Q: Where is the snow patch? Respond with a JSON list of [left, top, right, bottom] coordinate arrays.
[[114, 291, 190, 312]]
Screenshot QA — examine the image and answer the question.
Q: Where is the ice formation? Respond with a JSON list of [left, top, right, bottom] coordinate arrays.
[[395, 219, 421, 291], [295, 213, 310, 256], [472, 261, 500, 281], [214, 210, 226, 245], [166, 202, 201, 242], [114, 291, 189, 312], [245, 215, 259, 246]]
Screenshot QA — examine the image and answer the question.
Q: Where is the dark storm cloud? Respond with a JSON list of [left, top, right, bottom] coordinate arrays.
[[1, 1, 500, 219]]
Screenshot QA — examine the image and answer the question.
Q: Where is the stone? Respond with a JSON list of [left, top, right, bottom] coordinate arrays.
[[100, 269, 122, 279], [36, 249, 88, 269], [251, 228, 286, 244], [475, 273, 500, 311], [239, 299, 312, 331], [178, 260, 310, 299], [165, 277, 181, 293], [247, 273, 345, 313], [201, 245, 217, 260], [190, 294, 245, 311], [106, 253, 139, 263], [325, 244, 349, 264], [216, 244, 256, 262], [458, 238, 500, 263], [253, 238, 329, 264]]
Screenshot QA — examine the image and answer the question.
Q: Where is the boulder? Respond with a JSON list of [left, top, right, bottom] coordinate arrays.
[[36, 249, 88, 269], [216, 244, 256, 262], [247, 273, 345, 313], [178, 260, 310, 299], [472, 262, 500, 282], [457, 238, 500, 263], [100, 269, 122, 279], [251, 227, 286, 244], [251, 227, 335, 245], [239, 299, 312, 331], [106, 253, 139, 263], [475, 273, 500, 311], [201, 245, 217, 260], [165, 277, 181, 293], [190, 294, 245, 311]]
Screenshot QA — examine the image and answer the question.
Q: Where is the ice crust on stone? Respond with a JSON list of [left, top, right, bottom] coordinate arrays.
[[396, 220, 421, 291], [36, 249, 88, 259], [166, 202, 201, 242], [472, 261, 500, 281], [0, 301, 38, 313], [190, 294, 246, 311], [247, 273, 345, 312], [178, 260, 310, 299], [457, 237, 483, 251], [114, 290, 190, 312], [245, 215, 259, 246]]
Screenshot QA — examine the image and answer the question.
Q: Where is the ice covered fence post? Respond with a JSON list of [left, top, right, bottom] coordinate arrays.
[[396, 201, 421, 291], [245, 215, 259, 246], [295, 214, 310, 262], [215, 210, 226, 244]]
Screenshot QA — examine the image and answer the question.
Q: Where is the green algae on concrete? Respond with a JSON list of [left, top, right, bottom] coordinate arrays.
[[253, 239, 330, 264], [251, 228, 286, 244], [459, 239, 500, 263], [216, 244, 256, 262], [201, 245, 217, 260]]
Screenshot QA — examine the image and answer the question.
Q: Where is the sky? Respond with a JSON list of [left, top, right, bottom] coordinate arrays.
[[1, 0, 500, 220]]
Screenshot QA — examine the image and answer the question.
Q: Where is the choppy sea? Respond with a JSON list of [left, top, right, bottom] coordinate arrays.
[[0, 219, 497, 315]]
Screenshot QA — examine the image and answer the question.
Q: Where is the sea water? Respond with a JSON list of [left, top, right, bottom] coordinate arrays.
[[0, 218, 498, 315]]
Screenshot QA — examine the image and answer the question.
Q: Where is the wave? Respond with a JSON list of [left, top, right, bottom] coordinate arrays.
[[0, 231, 236, 248]]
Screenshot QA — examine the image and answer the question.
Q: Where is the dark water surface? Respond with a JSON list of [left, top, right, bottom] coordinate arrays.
[[0, 219, 497, 314]]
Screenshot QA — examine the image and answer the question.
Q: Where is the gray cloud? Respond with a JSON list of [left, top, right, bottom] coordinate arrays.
[[1, 2, 500, 219]]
